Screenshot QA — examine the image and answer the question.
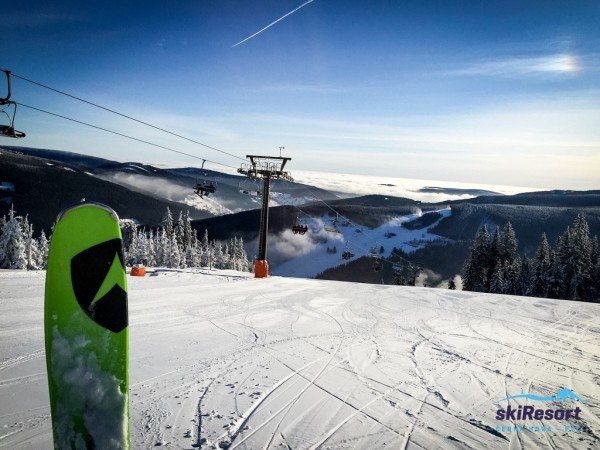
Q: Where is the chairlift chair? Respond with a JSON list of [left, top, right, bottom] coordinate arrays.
[[372, 258, 383, 272], [238, 179, 261, 196], [193, 180, 217, 198], [342, 249, 355, 260], [0, 71, 25, 139]]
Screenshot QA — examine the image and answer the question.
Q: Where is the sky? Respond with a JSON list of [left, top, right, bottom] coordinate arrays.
[[2, 0, 599, 189]]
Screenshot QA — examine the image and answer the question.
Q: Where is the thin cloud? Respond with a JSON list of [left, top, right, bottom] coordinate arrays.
[[232, 0, 316, 48], [453, 54, 581, 77]]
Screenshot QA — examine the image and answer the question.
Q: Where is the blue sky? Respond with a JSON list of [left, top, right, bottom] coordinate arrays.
[[2, 0, 599, 189]]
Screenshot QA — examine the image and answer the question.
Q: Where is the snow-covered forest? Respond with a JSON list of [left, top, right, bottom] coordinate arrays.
[[0, 206, 251, 272], [121, 207, 252, 272], [463, 214, 600, 302], [0, 206, 48, 270]]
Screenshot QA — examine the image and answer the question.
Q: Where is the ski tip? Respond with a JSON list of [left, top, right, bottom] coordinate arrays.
[[56, 201, 120, 222]]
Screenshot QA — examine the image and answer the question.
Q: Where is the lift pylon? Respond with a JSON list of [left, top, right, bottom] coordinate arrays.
[[238, 154, 292, 278]]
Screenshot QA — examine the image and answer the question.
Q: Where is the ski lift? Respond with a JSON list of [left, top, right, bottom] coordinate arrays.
[[372, 258, 383, 272], [192, 159, 217, 198], [0, 70, 25, 139], [238, 178, 261, 196], [342, 250, 355, 260], [291, 215, 308, 235], [194, 180, 217, 198], [324, 226, 341, 234]]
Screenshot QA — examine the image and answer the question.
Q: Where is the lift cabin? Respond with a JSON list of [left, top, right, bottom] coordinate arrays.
[[0, 70, 25, 139]]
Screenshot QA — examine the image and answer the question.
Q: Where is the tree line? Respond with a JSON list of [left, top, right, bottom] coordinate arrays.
[[122, 207, 251, 272], [462, 213, 600, 302], [0, 206, 251, 272]]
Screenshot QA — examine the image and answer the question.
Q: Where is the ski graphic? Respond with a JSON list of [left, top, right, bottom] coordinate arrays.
[[44, 202, 129, 449]]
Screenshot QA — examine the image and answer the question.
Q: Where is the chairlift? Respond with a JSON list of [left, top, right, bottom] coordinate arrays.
[[0, 70, 25, 139], [324, 226, 341, 234], [194, 180, 217, 198], [291, 215, 308, 235], [341, 244, 355, 260], [238, 178, 261, 196], [192, 159, 217, 198], [372, 259, 383, 272], [342, 250, 355, 260]]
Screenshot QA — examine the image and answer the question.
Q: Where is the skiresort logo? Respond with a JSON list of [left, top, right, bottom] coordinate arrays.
[[495, 387, 585, 434], [71, 238, 128, 333]]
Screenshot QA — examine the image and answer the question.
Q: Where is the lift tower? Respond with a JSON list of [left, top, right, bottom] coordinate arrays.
[[238, 155, 292, 278]]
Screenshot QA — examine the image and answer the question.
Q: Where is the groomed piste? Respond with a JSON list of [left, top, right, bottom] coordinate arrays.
[[0, 269, 599, 449]]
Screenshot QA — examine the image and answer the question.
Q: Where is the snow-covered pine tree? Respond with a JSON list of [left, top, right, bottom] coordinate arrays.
[[500, 222, 518, 265], [448, 278, 456, 290], [462, 225, 490, 292], [200, 229, 210, 267], [567, 213, 593, 300], [162, 207, 174, 240], [146, 229, 156, 267], [154, 228, 167, 267], [489, 263, 505, 294], [519, 257, 534, 296], [23, 218, 41, 270], [214, 242, 226, 269], [38, 230, 49, 269], [0, 206, 27, 269], [532, 233, 552, 297], [504, 257, 522, 295], [125, 225, 139, 266], [174, 211, 185, 248], [166, 232, 181, 268]]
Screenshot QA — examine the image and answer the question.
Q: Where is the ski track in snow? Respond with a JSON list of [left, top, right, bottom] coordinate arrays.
[[1, 271, 600, 449]]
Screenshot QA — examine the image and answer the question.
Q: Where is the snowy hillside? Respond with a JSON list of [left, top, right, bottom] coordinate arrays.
[[272, 208, 451, 278], [1, 271, 599, 449]]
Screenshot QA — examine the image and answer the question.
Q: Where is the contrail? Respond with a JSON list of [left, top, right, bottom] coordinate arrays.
[[232, 0, 316, 48]]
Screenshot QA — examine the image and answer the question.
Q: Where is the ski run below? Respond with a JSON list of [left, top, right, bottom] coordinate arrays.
[[0, 269, 599, 449]]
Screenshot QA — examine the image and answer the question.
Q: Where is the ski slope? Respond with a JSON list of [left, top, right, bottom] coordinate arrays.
[[1, 270, 599, 449], [273, 208, 451, 278]]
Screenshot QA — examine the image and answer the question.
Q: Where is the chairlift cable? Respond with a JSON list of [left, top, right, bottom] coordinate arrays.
[[8, 71, 247, 162], [16, 102, 237, 170]]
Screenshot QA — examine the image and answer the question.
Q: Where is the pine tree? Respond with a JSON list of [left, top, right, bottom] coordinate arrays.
[[38, 230, 49, 269], [568, 213, 593, 300], [533, 233, 552, 297], [448, 278, 456, 290], [166, 232, 181, 268], [201, 229, 210, 267], [162, 207, 174, 240], [519, 257, 534, 296], [462, 225, 490, 292], [489, 263, 505, 294], [0, 206, 27, 269], [24, 221, 41, 270], [500, 222, 518, 265]]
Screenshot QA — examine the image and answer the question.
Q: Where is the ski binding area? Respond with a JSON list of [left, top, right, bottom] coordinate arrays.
[[1, 270, 599, 449]]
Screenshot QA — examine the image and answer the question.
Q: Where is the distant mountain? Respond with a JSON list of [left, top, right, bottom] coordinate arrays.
[[0, 148, 208, 232], [446, 189, 600, 208]]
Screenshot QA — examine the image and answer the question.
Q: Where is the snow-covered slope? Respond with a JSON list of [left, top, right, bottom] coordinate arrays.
[[1, 271, 599, 449], [272, 208, 451, 278]]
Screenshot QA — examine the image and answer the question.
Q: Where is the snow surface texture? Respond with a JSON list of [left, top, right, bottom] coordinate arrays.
[[1, 270, 599, 449], [272, 208, 451, 277]]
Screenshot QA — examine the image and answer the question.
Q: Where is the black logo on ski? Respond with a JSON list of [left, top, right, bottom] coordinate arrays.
[[71, 238, 128, 333]]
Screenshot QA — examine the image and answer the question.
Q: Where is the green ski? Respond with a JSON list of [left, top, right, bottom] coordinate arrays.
[[44, 202, 129, 449]]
